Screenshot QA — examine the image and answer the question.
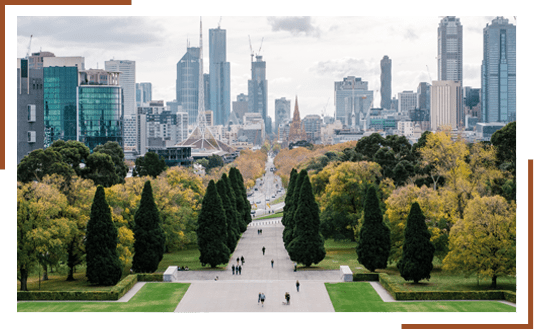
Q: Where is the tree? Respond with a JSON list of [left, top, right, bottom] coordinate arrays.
[[216, 175, 239, 253], [85, 186, 122, 285], [397, 202, 435, 283], [91, 141, 129, 184], [17, 148, 75, 183], [286, 172, 326, 267], [490, 122, 516, 201], [205, 154, 224, 173], [229, 167, 249, 232], [443, 195, 515, 289], [48, 140, 90, 176], [282, 169, 298, 240], [283, 169, 307, 248], [196, 180, 230, 268], [83, 152, 120, 187], [132, 152, 167, 178], [356, 185, 391, 272], [132, 180, 166, 273]]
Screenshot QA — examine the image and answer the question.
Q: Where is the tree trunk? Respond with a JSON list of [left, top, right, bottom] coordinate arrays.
[[20, 268, 28, 291], [66, 265, 75, 281], [491, 275, 497, 289], [42, 263, 48, 281]]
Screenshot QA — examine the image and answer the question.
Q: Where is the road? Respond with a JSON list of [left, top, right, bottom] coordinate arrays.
[[248, 154, 285, 217]]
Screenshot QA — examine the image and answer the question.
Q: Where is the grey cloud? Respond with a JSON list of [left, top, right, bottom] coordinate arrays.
[[18, 17, 164, 49], [309, 58, 377, 79], [267, 16, 321, 37]]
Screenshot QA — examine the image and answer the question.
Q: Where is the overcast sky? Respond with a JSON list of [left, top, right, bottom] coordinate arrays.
[[16, 15, 517, 119]]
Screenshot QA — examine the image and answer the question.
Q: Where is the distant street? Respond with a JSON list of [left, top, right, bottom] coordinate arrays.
[[248, 155, 285, 217]]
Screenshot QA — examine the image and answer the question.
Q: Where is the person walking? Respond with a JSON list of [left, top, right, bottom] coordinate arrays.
[[260, 292, 265, 307], [258, 292, 261, 304], [262, 246, 265, 255], [296, 280, 300, 292], [271, 259, 274, 268], [238, 265, 242, 275], [285, 292, 290, 305], [240, 256, 244, 265], [236, 257, 240, 265], [232, 264, 235, 275]]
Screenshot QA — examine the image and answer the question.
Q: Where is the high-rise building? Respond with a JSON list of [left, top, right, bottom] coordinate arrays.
[[380, 55, 392, 109], [209, 27, 231, 126], [18, 58, 44, 163], [334, 76, 373, 129], [430, 80, 462, 130], [176, 47, 201, 125], [77, 71, 123, 151], [248, 55, 268, 130], [438, 16, 463, 82], [417, 82, 431, 111], [481, 17, 516, 123], [136, 82, 152, 107], [104, 60, 135, 117], [275, 97, 291, 134], [232, 93, 248, 123], [398, 91, 418, 113], [28, 51, 55, 70]]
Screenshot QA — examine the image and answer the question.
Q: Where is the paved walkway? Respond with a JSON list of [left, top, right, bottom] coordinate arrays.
[[173, 218, 339, 312]]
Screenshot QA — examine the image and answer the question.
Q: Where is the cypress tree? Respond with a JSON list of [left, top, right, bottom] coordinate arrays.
[[132, 180, 166, 273], [217, 175, 239, 253], [286, 173, 326, 266], [397, 202, 435, 283], [229, 167, 248, 232], [85, 186, 122, 285], [283, 169, 306, 248], [197, 180, 231, 268], [356, 185, 391, 272], [281, 169, 297, 228], [234, 168, 252, 225]]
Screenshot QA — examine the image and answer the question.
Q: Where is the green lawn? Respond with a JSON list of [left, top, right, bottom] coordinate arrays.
[[17, 282, 190, 312], [325, 282, 515, 312]]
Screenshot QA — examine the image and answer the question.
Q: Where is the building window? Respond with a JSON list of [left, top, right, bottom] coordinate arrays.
[[28, 104, 36, 122], [28, 131, 36, 143]]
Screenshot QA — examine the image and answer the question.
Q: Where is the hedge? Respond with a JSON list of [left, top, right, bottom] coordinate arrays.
[[136, 273, 164, 282], [18, 274, 145, 301], [351, 271, 515, 303]]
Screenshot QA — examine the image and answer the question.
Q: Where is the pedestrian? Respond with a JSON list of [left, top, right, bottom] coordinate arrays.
[[285, 292, 290, 305], [262, 246, 265, 255], [241, 256, 244, 265], [260, 292, 265, 307], [232, 264, 235, 275], [238, 265, 242, 275], [271, 259, 274, 268], [258, 292, 261, 304], [296, 280, 300, 292], [236, 257, 240, 265]]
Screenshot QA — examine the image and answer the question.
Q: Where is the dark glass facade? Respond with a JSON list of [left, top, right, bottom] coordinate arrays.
[[43, 66, 78, 147], [78, 86, 123, 151]]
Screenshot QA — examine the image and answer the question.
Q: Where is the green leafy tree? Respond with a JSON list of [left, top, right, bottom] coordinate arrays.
[[17, 148, 75, 183], [205, 154, 224, 173], [48, 140, 90, 176], [283, 169, 307, 248], [490, 121, 516, 202], [92, 141, 129, 183], [356, 185, 391, 272], [132, 181, 166, 273], [83, 152, 119, 187], [397, 202, 435, 283], [286, 173, 326, 267], [217, 175, 239, 253], [196, 180, 230, 268], [85, 186, 122, 285], [133, 152, 168, 178], [443, 195, 515, 289]]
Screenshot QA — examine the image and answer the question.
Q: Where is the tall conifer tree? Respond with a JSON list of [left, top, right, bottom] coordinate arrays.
[[286, 173, 326, 266], [217, 175, 239, 253], [397, 202, 435, 283], [132, 180, 166, 273], [229, 167, 248, 231], [197, 180, 231, 267], [85, 186, 122, 285], [356, 185, 391, 272], [283, 169, 306, 248]]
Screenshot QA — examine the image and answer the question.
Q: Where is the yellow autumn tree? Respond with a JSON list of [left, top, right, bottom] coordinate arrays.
[[443, 195, 516, 288]]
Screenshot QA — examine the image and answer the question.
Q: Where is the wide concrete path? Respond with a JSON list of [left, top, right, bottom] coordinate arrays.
[[173, 218, 340, 312]]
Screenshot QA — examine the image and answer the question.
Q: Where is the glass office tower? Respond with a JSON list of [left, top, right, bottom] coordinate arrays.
[[209, 27, 231, 126]]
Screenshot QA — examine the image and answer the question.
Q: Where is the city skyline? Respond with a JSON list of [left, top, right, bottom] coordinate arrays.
[[17, 16, 516, 120]]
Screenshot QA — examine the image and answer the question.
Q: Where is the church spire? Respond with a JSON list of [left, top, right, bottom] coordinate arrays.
[[292, 95, 301, 122]]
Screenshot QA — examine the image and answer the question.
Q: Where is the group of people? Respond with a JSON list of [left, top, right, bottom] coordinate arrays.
[[257, 229, 263, 235], [257, 281, 300, 307], [231, 256, 245, 275], [178, 266, 189, 271]]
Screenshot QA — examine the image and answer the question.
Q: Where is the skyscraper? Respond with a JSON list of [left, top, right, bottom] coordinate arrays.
[[248, 55, 268, 129], [104, 59, 135, 117], [275, 97, 291, 134], [176, 47, 200, 125], [209, 26, 231, 126], [481, 17, 516, 123], [334, 76, 373, 129], [380, 56, 392, 110], [430, 80, 462, 131], [136, 82, 152, 107], [437, 16, 463, 82]]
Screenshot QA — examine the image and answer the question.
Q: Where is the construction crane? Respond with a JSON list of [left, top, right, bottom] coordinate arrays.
[[360, 89, 379, 131], [321, 98, 330, 123], [26, 35, 33, 59], [218, 16, 222, 29], [248, 35, 264, 62], [426, 65, 433, 82]]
